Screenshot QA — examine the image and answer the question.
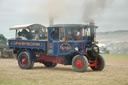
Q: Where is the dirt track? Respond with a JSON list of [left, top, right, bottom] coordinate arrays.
[[0, 55, 128, 85]]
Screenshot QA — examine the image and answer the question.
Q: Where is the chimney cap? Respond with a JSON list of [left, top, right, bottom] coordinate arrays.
[[89, 22, 95, 26]]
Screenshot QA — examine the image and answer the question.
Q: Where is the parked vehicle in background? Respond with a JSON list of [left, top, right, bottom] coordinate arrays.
[[0, 34, 13, 58]]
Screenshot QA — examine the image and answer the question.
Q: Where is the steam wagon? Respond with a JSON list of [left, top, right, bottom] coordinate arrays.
[[8, 23, 105, 72]]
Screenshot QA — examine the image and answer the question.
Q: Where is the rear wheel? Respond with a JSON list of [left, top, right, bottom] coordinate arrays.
[[43, 61, 57, 68], [91, 55, 105, 71], [18, 51, 34, 69], [72, 55, 88, 72]]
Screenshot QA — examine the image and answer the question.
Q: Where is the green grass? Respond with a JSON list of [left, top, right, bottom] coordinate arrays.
[[101, 54, 128, 57], [0, 79, 39, 85], [101, 54, 128, 65]]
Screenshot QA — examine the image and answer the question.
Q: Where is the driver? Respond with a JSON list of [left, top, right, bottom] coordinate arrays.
[[72, 29, 82, 40], [51, 28, 59, 40]]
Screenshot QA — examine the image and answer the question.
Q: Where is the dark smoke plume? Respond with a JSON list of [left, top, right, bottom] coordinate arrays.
[[82, 0, 112, 23], [27, 0, 113, 25], [46, 0, 66, 25], [27, 0, 78, 25]]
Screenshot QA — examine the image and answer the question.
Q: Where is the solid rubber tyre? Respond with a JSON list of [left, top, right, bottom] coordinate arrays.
[[18, 51, 34, 69], [72, 55, 88, 72], [91, 55, 105, 71]]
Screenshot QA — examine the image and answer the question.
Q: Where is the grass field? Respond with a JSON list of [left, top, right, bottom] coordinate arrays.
[[0, 54, 128, 85]]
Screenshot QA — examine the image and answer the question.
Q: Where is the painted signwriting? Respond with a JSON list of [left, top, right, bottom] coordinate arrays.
[[60, 43, 71, 51], [12, 41, 40, 46]]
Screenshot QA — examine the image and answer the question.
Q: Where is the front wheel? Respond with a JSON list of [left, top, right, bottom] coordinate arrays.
[[18, 51, 34, 69], [72, 55, 88, 72], [91, 55, 105, 71]]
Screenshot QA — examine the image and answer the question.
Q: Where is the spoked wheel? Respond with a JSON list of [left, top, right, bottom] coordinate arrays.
[[72, 55, 88, 72], [43, 61, 57, 68], [18, 51, 34, 69], [91, 55, 105, 71]]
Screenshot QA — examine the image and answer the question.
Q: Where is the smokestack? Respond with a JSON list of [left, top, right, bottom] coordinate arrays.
[[49, 17, 54, 26], [89, 22, 95, 26]]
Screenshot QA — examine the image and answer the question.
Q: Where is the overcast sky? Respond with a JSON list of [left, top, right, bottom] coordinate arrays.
[[0, 0, 128, 39]]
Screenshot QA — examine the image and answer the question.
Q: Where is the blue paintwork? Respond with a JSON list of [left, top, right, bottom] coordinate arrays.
[[47, 27, 54, 55], [8, 40, 47, 51], [46, 26, 92, 56], [8, 39, 90, 56], [48, 40, 89, 56], [25, 49, 35, 60], [8, 25, 95, 57]]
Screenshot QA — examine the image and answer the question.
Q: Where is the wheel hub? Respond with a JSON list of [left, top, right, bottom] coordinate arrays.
[[75, 59, 83, 68], [21, 56, 27, 65]]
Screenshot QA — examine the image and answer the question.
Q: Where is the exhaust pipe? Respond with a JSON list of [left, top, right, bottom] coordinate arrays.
[[89, 22, 95, 26], [49, 17, 54, 26]]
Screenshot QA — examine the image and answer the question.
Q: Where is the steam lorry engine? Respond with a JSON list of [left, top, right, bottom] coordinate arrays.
[[8, 23, 105, 72]]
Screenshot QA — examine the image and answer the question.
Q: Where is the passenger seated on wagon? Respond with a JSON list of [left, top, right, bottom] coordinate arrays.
[[27, 31, 33, 40], [18, 31, 22, 36], [18, 29, 33, 40], [18, 29, 28, 37]]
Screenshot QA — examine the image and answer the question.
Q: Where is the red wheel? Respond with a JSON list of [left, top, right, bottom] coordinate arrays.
[[21, 56, 27, 65], [18, 51, 34, 69], [75, 59, 83, 69], [72, 55, 88, 72], [91, 55, 105, 71]]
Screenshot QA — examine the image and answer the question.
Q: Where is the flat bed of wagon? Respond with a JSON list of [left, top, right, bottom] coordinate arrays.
[[8, 40, 47, 50]]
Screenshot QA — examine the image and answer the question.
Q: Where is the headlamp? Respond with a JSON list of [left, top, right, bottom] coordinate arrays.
[[74, 47, 79, 51]]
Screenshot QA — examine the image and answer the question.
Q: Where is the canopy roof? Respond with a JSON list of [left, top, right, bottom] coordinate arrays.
[[10, 24, 46, 30], [50, 24, 88, 28]]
